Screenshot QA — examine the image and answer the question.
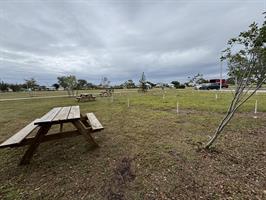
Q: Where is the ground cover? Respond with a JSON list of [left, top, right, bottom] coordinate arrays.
[[0, 89, 265, 199]]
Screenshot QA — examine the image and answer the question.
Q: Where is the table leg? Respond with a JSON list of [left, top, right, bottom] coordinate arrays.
[[80, 114, 90, 128], [60, 123, 63, 132], [20, 125, 51, 165], [72, 120, 99, 147]]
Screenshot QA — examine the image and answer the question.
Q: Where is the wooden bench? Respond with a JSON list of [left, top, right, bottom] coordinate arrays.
[[86, 113, 104, 131], [0, 119, 39, 148], [76, 94, 96, 102], [99, 89, 113, 97]]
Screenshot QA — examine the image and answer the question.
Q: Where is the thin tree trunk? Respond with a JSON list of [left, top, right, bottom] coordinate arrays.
[[205, 128, 221, 149], [204, 78, 265, 149], [205, 110, 236, 149]]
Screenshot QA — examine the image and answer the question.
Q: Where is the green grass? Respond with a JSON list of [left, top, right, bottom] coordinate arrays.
[[0, 89, 138, 99], [0, 88, 265, 199]]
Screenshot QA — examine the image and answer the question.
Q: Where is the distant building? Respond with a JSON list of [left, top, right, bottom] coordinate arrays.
[[58, 86, 64, 91], [155, 83, 166, 88], [46, 86, 56, 91]]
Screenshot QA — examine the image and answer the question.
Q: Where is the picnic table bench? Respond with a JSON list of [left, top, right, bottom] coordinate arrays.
[[99, 89, 113, 97], [0, 106, 104, 165], [76, 93, 96, 102]]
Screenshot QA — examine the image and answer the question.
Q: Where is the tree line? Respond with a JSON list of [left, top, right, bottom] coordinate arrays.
[[0, 77, 106, 92], [0, 73, 257, 93], [0, 74, 188, 92]]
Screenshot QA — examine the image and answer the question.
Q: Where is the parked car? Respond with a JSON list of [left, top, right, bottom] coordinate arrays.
[[195, 83, 220, 90], [209, 79, 229, 88]]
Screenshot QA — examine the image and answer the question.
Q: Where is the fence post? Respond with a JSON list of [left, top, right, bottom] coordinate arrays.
[[253, 100, 258, 119]]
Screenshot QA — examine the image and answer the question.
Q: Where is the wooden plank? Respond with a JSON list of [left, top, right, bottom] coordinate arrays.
[[68, 106, 80, 120], [20, 125, 51, 165], [72, 120, 99, 147], [53, 106, 71, 122], [35, 107, 62, 125], [18, 130, 80, 146], [86, 113, 104, 131], [0, 119, 39, 148]]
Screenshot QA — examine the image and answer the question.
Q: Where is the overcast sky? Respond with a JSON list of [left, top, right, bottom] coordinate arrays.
[[0, 0, 265, 85]]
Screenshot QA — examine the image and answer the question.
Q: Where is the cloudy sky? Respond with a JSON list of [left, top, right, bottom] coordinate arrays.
[[0, 0, 265, 85]]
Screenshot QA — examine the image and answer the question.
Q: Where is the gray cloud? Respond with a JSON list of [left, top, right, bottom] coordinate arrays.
[[0, 0, 265, 85]]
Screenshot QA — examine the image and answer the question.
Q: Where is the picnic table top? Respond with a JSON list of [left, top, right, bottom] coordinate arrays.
[[35, 106, 80, 125]]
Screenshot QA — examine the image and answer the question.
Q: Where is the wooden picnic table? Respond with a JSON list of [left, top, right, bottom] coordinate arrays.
[[76, 93, 96, 102], [0, 106, 104, 165], [99, 89, 113, 97]]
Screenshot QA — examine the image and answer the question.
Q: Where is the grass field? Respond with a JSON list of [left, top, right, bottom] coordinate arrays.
[[0, 89, 265, 199], [0, 89, 137, 100]]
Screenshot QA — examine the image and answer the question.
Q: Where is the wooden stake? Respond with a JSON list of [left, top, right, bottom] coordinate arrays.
[[215, 94, 218, 100], [176, 101, 179, 114], [127, 97, 130, 108], [254, 100, 258, 119]]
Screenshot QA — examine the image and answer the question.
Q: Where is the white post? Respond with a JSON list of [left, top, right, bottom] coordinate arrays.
[[215, 93, 218, 100], [254, 100, 258, 119], [220, 53, 223, 91], [176, 101, 179, 114]]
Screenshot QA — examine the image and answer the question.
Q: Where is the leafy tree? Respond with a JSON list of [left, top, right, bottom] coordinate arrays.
[[113, 84, 124, 89], [171, 81, 186, 89], [124, 80, 136, 88], [139, 72, 148, 92], [77, 79, 87, 90], [0, 81, 8, 92], [52, 83, 60, 90], [24, 78, 38, 90], [171, 81, 180, 88], [205, 15, 266, 149], [9, 84, 21, 92], [87, 82, 96, 89], [226, 77, 236, 85], [188, 73, 208, 86], [57, 76, 68, 89], [57, 75, 77, 96], [39, 85, 47, 91], [100, 77, 110, 88]]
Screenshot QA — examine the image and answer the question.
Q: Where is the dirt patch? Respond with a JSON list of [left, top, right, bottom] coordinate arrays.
[[104, 156, 136, 200]]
